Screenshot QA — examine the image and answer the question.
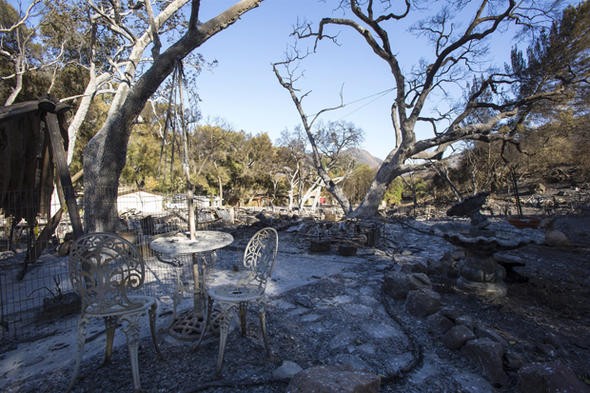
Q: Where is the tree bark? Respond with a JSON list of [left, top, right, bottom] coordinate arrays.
[[83, 0, 263, 232]]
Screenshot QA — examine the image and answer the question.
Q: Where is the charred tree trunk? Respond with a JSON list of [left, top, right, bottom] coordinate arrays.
[[83, 0, 263, 232]]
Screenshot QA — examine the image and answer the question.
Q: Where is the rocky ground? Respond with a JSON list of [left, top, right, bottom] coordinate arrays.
[[1, 213, 590, 393]]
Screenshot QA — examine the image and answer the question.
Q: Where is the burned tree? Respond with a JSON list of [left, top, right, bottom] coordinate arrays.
[[82, 0, 264, 231], [276, 0, 587, 218]]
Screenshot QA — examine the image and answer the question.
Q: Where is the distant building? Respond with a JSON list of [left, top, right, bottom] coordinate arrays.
[[117, 191, 165, 215]]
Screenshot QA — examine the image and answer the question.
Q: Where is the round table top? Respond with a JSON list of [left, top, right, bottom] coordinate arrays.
[[149, 230, 234, 255]]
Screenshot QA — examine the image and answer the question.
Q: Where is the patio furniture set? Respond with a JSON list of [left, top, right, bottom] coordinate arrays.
[[66, 227, 279, 392]]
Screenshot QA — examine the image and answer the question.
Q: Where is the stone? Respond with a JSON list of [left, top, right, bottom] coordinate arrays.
[[287, 366, 381, 393], [383, 271, 412, 300], [503, 350, 525, 371], [518, 361, 590, 393], [545, 229, 571, 247], [442, 325, 476, 350], [474, 325, 508, 348], [408, 273, 432, 289], [383, 271, 433, 301], [461, 338, 509, 387], [294, 294, 314, 308], [408, 261, 429, 274], [426, 312, 454, 337], [455, 315, 475, 330], [439, 251, 461, 278], [547, 215, 590, 246], [459, 257, 505, 283], [216, 207, 235, 224], [273, 360, 304, 380], [405, 289, 442, 318]]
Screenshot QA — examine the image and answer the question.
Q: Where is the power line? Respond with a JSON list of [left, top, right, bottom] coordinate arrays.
[[338, 88, 393, 120], [308, 87, 395, 121]]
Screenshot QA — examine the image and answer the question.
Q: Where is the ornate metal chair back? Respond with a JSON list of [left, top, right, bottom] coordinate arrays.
[[68, 232, 145, 314], [242, 227, 278, 291]]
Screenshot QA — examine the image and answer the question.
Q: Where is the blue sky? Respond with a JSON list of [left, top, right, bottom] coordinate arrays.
[[6, 0, 570, 160], [196, 0, 439, 160], [194, 0, 557, 160]]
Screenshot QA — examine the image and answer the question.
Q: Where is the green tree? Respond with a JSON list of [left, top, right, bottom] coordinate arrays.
[[0, 0, 47, 104], [383, 177, 404, 206], [342, 164, 376, 206]]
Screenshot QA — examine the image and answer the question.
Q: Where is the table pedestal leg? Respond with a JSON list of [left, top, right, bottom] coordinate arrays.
[[168, 252, 218, 341]]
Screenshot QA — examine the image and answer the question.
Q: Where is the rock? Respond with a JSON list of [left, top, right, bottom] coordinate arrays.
[[474, 325, 508, 348], [439, 251, 462, 278], [426, 312, 454, 337], [405, 289, 441, 317], [447, 192, 489, 219], [273, 360, 303, 380], [461, 338, 509, 387], [547, 215, 590, 247], [287, 366, 381, 393], [503, 350, 525, 371], [455, 315, 475, 330], [545, 229, 571, 247], [255, 211, 274, 225], [383, 271, 431, 300], [382, 271, 410, 300], [408, 273, 432, 289], [518, 361, 590, 393], [443, 325, 476, 350], [459, 257, 505, 283], [216, 207, 235, 224], [293, 294, 314, 308], [440, 307, 461, 321]]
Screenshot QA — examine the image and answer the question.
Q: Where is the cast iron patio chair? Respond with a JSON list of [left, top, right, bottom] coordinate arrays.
[[201, 227, 278, 373], [67, 232, 161, 392]]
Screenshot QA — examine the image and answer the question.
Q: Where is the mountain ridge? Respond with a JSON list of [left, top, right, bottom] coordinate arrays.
[[345, 148, 383, 169]]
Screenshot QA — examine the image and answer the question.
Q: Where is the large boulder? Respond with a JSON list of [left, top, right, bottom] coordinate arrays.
[[461, 338, 509, 387]]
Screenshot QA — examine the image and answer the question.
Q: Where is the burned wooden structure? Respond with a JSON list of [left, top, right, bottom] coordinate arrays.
[[0, 98, 82, 279]]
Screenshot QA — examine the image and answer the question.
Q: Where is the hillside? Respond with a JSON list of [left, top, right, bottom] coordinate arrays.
[[345, 148, 383, 169]]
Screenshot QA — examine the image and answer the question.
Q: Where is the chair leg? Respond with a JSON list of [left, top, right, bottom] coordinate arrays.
[[258, 304, 271, 358], [67, 315, 88, 392], [121, 314, 142, 392], [216, 303, 234, 375], [148, 301, 162, 358], [239, 302, 247, 336], [103, 316, 117, 365], [194, 296, 213, 350]]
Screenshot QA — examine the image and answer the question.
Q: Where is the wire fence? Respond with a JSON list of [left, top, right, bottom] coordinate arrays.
[[0, 189, 234, 346], [0, 185, 344, 346]]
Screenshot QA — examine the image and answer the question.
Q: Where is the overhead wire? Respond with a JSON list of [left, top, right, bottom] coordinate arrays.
[[307, 87, 395, 121]]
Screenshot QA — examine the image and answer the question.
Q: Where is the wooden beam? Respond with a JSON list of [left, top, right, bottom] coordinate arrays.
[[44, 112, 83, 237]]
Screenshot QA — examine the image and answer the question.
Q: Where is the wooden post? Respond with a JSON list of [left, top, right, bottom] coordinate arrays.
[[43, 109, 83, 237], [176, 63, 195, 240]]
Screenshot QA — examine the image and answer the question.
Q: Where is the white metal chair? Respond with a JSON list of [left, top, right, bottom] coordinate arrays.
[[67, 232, 161, 392], [201, 227, 279, 374]]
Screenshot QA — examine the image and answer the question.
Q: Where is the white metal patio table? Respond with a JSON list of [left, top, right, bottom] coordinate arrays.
[[150, 230, 234, 340]]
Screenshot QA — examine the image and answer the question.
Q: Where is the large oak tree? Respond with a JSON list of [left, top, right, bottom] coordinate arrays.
[[276, 0, 588, 218], [82, 0, 264, 231]]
